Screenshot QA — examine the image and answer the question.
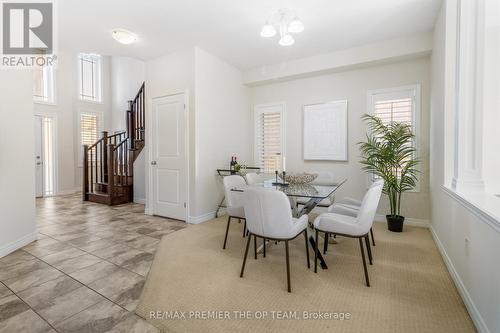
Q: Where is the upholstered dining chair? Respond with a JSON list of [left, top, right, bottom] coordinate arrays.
[[313, 180, 384, 286], [244, 172, 274, 185], [324, 179, 385, 251], [222, 175, 247, 249], [296, 171, 336, 208], [240, 187, 310, 293]]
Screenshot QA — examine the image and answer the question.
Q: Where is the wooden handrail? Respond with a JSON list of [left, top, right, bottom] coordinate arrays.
[[83, 82, 145, 203]]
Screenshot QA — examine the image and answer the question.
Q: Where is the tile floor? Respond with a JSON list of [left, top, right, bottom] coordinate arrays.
[[0, 194, 188, 332]]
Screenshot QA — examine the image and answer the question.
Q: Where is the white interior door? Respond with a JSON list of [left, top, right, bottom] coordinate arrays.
[[151, 93, 187, 220], [34, 116, 43, 197]]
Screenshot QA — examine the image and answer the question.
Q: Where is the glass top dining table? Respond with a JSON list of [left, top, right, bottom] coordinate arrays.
[[231, 178, 347, 218], [231, 178, 347, 270]]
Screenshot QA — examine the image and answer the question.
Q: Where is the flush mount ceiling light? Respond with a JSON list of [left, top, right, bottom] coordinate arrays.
[[111, 29, 138, 45], [260, 8, 304, 46]]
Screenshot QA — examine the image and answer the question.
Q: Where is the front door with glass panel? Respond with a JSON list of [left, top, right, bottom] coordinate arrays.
[[34, 115, 56, 197]]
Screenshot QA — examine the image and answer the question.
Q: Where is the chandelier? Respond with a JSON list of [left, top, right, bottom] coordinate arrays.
[[260, 8, 304, 46]]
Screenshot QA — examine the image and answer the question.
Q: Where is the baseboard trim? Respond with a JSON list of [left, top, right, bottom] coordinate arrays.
[[0, 232, 38, 258], [374, 214, 429, 228], [430, 226, 490, 333], [56, 188, 80, 196], [134, 198, 146, 204], [188, 211, 217, 224]]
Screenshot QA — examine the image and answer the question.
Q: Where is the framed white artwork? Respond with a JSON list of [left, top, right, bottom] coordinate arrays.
[[303, 100, 348, 161]]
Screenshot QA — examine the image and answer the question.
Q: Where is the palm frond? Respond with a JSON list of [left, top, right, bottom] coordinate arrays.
[[358, 113, 420, 216]]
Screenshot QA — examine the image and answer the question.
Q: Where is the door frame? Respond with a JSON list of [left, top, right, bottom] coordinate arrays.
[[146, 90, 190, 222], [34, 111, 59, 196]]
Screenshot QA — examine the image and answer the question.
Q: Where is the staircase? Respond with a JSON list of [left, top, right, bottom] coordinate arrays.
[[83, 83, 145, 205]]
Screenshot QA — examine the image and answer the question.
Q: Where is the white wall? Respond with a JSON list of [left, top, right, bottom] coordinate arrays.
[[244, 33, 433, 86], [110, 56, 145, 133], [145, 48, 196, 216], [110, 56, 146, 202], [430, 2, 500, 332], [144, 47, 252, 222], [74, 54, 113, 189], [482, 0, 500, 194], [34, 51, 114, 194], [0, 70, 37, 257], [251, 58, 431, 222], [193, 47, 251, 220], [34, 50, 76, 194]]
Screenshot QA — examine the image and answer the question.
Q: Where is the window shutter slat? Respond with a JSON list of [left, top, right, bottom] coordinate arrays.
[[81, 114, 98, 146], [256, 109, 283, 173]]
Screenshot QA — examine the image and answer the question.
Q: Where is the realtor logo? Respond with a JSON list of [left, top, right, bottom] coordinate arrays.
[[1, 1, 56, 67], [2, 2, 53, 54]]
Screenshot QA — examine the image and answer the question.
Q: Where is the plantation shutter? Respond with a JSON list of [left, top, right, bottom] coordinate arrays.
[[370, 87, 418, 181], [80, 113, 99, 146], [374, 98, 413, 127], [255, 105, 284, 173]]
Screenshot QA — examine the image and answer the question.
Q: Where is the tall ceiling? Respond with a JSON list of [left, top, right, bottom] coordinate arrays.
[[58, 0, 441, 70]]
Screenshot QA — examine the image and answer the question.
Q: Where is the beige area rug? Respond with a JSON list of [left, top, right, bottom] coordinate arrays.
[[136, 216, 475, 333]]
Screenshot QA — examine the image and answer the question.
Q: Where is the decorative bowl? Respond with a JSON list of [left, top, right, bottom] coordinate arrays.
[[283, 172, 318, 184]]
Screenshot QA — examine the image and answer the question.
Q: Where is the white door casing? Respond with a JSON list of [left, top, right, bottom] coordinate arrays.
[[151, 93, 187, 220]]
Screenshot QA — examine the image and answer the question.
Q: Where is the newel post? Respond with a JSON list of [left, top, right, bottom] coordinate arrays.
[[108, 144, 115, 200], [128, 100, 135, 150], [83, 145, 89, 201]]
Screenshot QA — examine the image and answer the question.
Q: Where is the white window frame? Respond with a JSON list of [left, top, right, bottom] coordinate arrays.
[[78, 53, 102, 104], [33, 65, 56, 105], [254, 102, 286, 173], [78, 109, 103, 166], [367, 84, 421, 192]]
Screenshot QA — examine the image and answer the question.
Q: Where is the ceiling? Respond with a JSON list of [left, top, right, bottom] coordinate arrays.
[[58, 0, 441, 70]]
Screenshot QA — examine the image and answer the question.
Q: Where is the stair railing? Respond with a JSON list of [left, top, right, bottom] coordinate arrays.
[[83, 131, 126, 200], [127, 82, 145, 150], [113, 138, 130, 187], [83, 82, 144, 202]]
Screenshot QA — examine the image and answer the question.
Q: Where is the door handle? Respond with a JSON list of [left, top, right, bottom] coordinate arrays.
[[151, 161, 157, 165], [36, 162, 41, 165]]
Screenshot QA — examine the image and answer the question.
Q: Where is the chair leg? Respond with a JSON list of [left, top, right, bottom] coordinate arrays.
[[222, 216, 231, 249], [254, 235, 257, 259], [370, 227, 375, 246], [359, 238, 370, 287], [240, 232, 252, 277], [314, 230, 319, 273], [323, 233, 329, 254], [285, 240, 291, 293], [263, 238, 266, 258], [242, 220, 246, 237], [303, 229, 310, 269], [365, 235, 373, 265]]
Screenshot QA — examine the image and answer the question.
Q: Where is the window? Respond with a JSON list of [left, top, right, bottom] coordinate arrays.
[[80, 112, 100, 147], [79, 110, 102, 164], [254, 103, 285, 173], [367, 85, 420, 186], [78, 53, 102, 103], [33, 65, 55, 103]]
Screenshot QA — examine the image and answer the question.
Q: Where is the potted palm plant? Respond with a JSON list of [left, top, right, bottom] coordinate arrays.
[[358, 114, 420, 232]]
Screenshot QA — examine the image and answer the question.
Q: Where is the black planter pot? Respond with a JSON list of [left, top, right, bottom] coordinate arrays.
[[386, 215, 405, 232]]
